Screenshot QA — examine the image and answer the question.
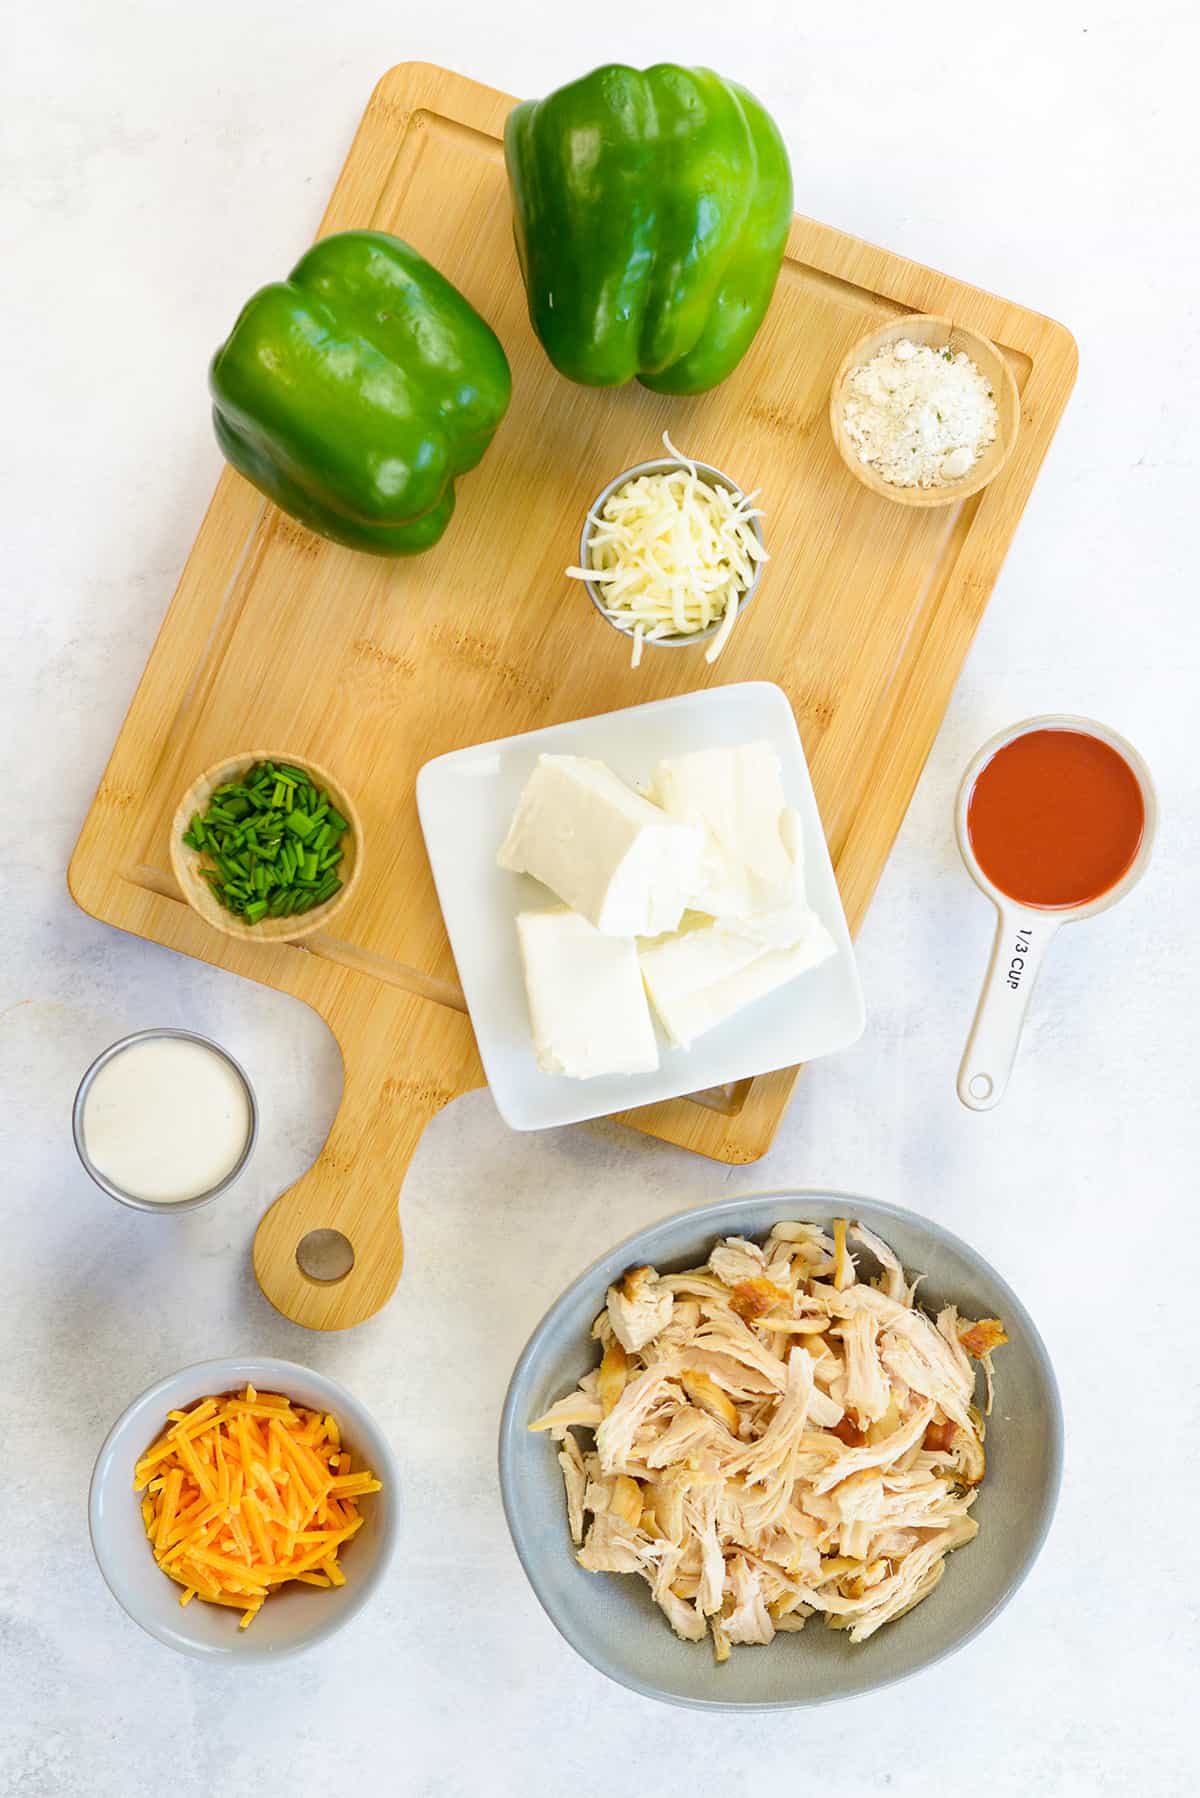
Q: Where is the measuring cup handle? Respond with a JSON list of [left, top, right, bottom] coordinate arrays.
[[957, 906, 1057, 1110]]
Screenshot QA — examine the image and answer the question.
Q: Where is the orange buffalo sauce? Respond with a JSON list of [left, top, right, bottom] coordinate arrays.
[[967, 727, 1145, 909]]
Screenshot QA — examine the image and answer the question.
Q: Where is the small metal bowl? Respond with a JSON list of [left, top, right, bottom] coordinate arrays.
[[73, 1027, 258, 1213], [578, 457, 765, 653]]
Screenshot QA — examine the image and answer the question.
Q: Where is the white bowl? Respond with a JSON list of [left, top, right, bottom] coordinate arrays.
[[89, 1357, 399, 1660]]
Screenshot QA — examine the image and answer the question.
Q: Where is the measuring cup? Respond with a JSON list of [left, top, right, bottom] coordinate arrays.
[[955, 713, 1156, 1111]]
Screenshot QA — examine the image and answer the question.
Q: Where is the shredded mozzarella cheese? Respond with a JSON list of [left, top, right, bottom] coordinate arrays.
[[568, 435, 767, 666]]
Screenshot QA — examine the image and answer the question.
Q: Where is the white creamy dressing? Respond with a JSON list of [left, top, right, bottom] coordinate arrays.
[[83, 1037, 251, 1202]]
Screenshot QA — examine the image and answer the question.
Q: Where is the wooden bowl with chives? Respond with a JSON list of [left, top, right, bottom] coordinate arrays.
[[169, 751, 363, 944]]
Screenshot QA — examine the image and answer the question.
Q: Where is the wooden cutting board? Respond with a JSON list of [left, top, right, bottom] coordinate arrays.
[[69, 61, 1077, 1330]]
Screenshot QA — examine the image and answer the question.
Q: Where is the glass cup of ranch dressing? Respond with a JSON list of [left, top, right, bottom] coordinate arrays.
[[73, 1029, 258, 1211], [955, 715, 1156, 1112]]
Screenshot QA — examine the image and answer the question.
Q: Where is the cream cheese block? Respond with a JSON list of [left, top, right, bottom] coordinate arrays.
[[651, 741, 798, 919], [516, 908, 659, 1078], [728, 816, 815, 948], [639, 911, 836, 1049], [499, 754, 702, 937]]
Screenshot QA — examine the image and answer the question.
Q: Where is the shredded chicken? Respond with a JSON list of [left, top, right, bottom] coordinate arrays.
[[531, 1219, 1005, 1661], [557, 1432, 586, 1546], [606, 1265, 673, 1354]]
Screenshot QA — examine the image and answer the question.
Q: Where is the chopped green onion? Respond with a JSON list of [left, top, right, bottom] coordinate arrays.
[[181, 759, 350, 927]]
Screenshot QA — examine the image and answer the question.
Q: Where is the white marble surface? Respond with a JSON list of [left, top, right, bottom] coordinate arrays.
[[4, 2, 1197, 1792]]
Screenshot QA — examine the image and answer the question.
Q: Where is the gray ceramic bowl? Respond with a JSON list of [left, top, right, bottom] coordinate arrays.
[[89, 1357, 400, 1660], [499, 1190, 1061, 1710]]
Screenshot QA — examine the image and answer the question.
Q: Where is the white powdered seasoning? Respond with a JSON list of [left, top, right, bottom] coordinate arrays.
[[841, 338, 999, 488]]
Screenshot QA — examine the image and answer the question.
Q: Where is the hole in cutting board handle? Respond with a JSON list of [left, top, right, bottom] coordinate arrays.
[[296, 1228, 355, 1284]]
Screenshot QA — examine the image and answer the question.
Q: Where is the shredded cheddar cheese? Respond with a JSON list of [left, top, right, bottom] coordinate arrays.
[[567, 434, 767, 668], [133, 1386, 381, 1628]]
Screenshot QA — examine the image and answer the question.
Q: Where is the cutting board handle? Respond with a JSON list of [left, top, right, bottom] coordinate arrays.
[[252, 980, 481, 1329]]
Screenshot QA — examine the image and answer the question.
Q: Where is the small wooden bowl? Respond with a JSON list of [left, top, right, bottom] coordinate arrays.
[[829, 314, 1020, 508], [170, 750, 363, 944]]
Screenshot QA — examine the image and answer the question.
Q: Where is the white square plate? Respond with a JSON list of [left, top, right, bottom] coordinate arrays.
[[416, 683, 865, 1130]]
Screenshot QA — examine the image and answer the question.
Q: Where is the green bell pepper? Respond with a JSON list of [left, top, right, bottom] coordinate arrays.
[[209, 231, 512, 556], [505, 64, 793, 395]]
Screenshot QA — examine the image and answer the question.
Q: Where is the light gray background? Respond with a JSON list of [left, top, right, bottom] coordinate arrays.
[[3, 2, 1196, 1793]]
